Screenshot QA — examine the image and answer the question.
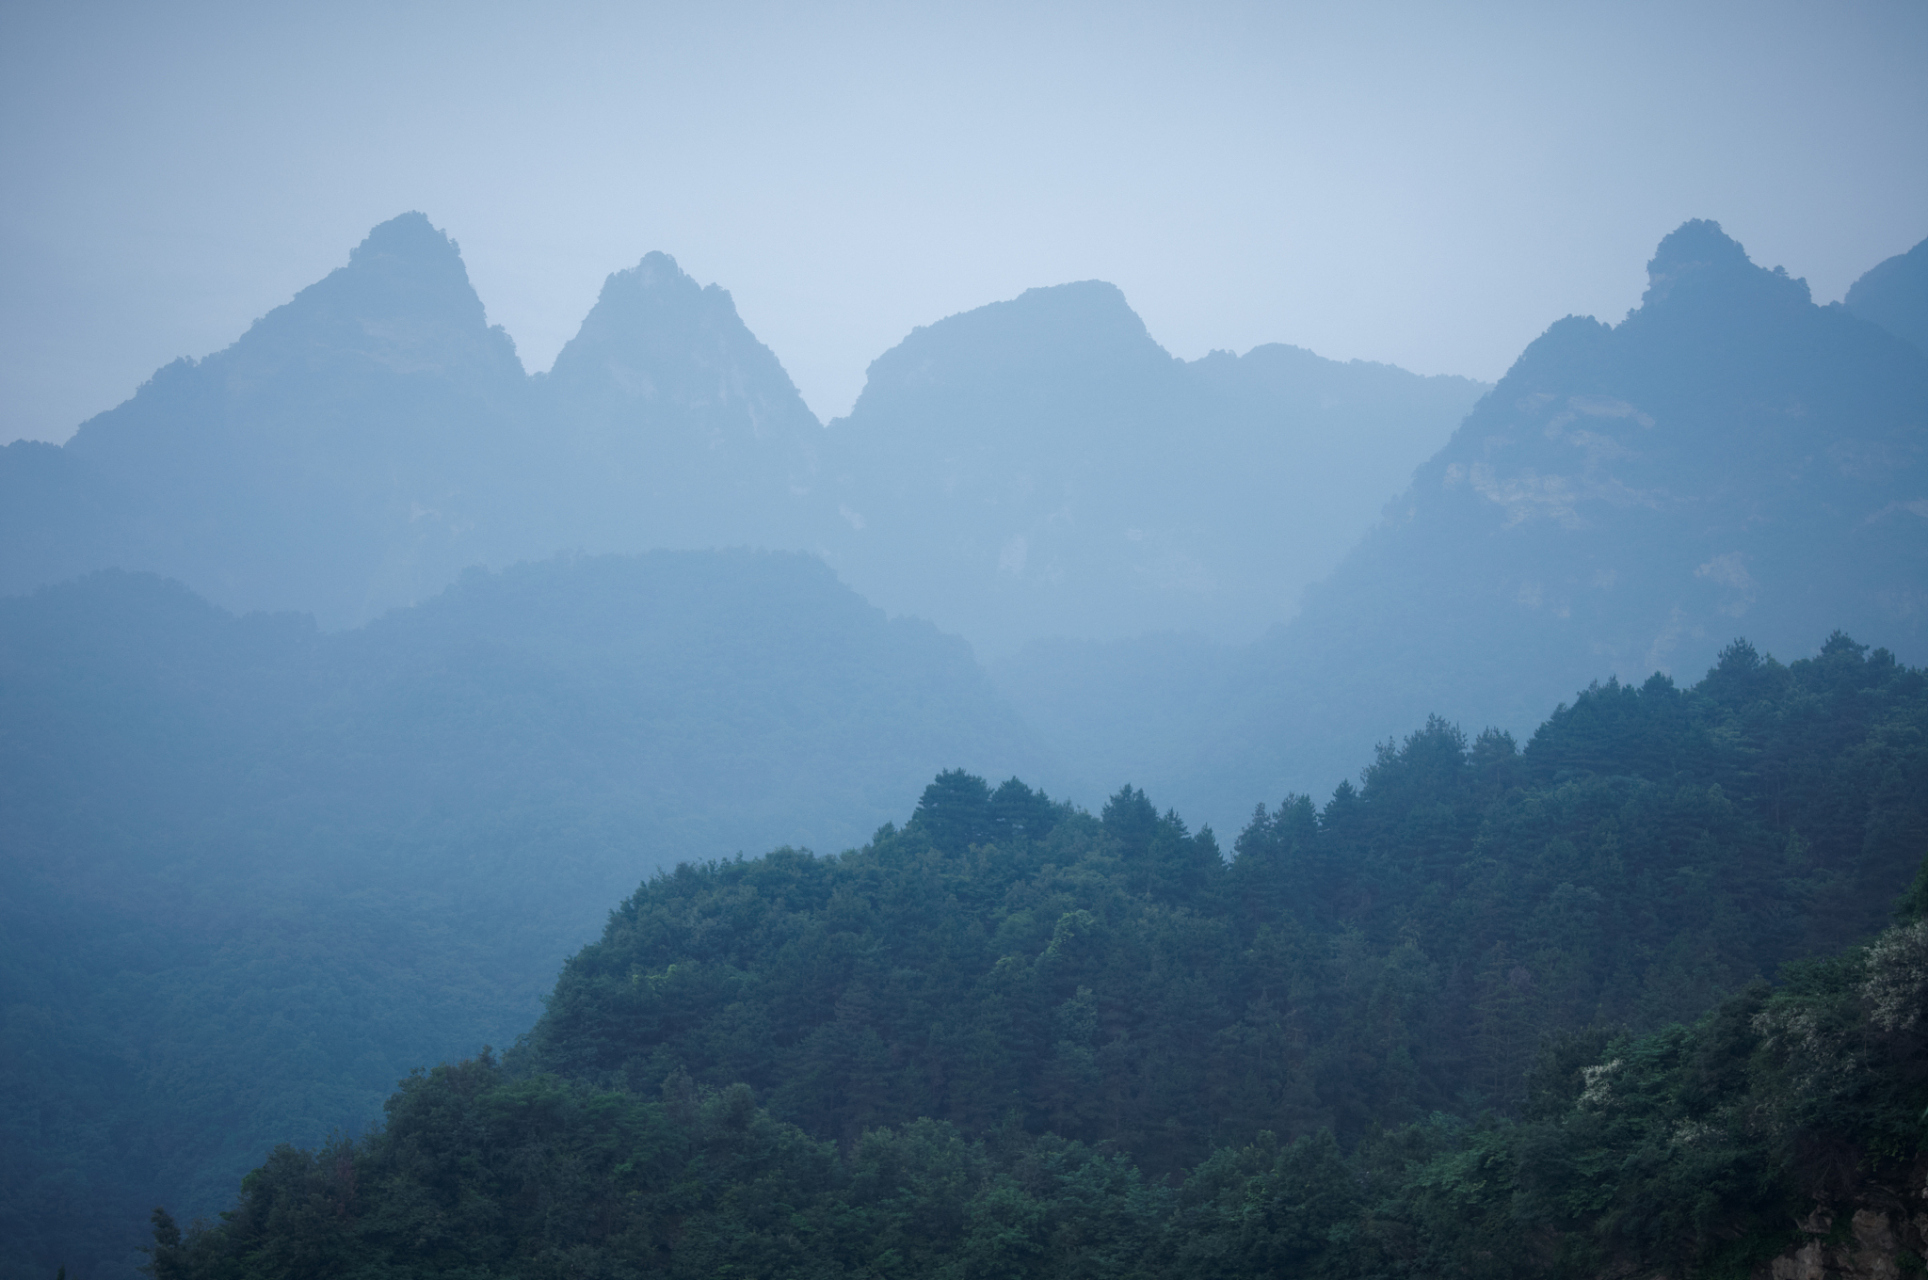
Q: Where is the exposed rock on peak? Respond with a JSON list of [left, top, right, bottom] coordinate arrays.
[[1638, 218, 1810, 313], [350, 210, 464, 266], [547, 250, 812, 440]]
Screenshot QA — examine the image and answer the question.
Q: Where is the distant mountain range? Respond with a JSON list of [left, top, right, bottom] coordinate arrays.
[[0, 212, 1483, 650], [814, 281, 1486, 652], [1003, 221, 1928, 829]]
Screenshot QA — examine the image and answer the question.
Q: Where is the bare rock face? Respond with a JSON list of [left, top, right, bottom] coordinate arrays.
[[1763, 1195, 1928, 1280]]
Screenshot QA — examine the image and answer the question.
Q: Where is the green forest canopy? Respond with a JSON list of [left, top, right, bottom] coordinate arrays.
[[144, 633, 1928, 1278]]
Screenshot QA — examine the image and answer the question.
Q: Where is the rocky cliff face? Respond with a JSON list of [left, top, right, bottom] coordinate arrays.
[[1763, 1190, 1928, 1280]]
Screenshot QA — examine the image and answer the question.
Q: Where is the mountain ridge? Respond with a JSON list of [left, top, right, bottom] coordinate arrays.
[[2, 212, 1489, 657]]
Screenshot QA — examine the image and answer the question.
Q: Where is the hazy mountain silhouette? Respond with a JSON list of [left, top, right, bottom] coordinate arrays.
[[1844, 233, 1928, 354], [0, 217, 825, 628], [535, 251, 824, 552], [0, 214, 537, 625], [3, 216, 1478, 653], [0, 550, 1047, 1280], [1147, 220, 1928, 825], [818, 281, 1488, 654]]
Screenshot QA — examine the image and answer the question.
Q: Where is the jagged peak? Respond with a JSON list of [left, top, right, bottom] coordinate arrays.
[[1648, 218, 1750, 280], [1639, 218, 1810, 311], [620, 250, 697, 292], [557, 251, 757, 356], [578, 251, 723, 318], [348, 211, 463, 269], [544, 251, 811, 424]]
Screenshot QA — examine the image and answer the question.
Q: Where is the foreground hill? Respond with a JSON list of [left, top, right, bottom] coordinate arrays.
[[816, 282, 1486, 652], [0, 551, 1045, 1280], [141, 634, 1927, 1277]]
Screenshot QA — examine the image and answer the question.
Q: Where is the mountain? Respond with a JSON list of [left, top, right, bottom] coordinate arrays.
[[135, 636, 1928, 1279], [1023, 220, 1928, 828], [0, 551, 1047, 1280], [535, 251, 825, 552], [3, 216, 1480, 656], [0, 217, 825, 629], [1844, 233, 1928, 354], [0, 214, 537, 626], [817, 281, 1489, 654]]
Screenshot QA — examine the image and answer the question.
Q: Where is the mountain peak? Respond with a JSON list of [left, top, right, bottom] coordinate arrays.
[[305, 212, 487, 330], [1637, 218, 1810, 314], [1648, 218, 1749, 277], [626, 251, 695, 292], [349, 211, 462, 268]]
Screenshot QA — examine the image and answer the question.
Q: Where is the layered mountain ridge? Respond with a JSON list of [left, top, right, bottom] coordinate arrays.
[[818, 280, 1488, 651], [0, 212, 1486, 650], [0, 214, 826, 627], [1171, 219, 1928, 820]]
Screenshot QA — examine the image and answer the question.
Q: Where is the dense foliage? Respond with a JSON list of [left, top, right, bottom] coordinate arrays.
[[144, 635, 1928, 1277], [139, 910, 1928, 1278], [518, 634, 1924, 1170]]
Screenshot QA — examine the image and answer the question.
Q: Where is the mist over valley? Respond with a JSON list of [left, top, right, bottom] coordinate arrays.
[[6, 181, 1928, 1280]]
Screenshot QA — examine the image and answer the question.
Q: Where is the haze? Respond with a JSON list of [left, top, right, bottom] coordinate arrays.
[[4, 0, 1925, 444]]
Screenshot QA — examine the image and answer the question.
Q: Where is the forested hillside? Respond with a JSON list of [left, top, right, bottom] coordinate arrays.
[[0, 551, 1045, 1280], [140, 634, 1928, 1278]]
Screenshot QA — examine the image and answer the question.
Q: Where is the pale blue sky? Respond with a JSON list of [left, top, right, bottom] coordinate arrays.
[[4, 0, 1925, 443]]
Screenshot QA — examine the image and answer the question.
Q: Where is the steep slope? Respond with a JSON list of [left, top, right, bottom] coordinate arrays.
[[2, 216, 1485, 654], [0, 552, 1047, 1280], [819, 281, 1488, 654], [1149, 220, 1928, 824], [536, 252, 825, 552], [0, 214, 538, 625], [1845, 233, 1928, 354], [0, 218, 831, 629]]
